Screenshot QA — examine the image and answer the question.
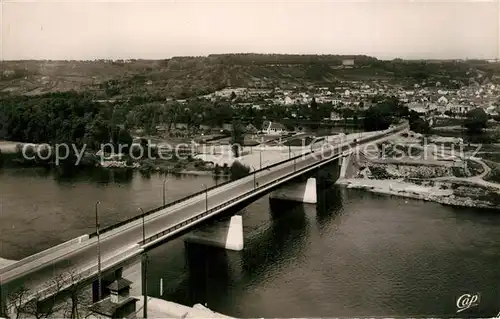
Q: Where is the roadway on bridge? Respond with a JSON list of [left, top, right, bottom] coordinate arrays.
[[0, 141, 343, 295]]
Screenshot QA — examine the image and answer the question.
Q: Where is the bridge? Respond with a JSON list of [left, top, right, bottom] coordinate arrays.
[[0, 122, 408, 317]]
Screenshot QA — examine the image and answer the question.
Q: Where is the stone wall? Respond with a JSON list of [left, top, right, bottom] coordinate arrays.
[[360, 163, 453, 179]]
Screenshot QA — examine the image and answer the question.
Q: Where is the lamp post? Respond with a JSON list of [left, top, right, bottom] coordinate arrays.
[[202, 184, 208, 212], [95, 201, 102, 301], [138, 207, 148, 318], [162, 179, 167, 206], [259, 150, 262, 170], [139, 208, 146, 244], [252, 166, 257, 189]]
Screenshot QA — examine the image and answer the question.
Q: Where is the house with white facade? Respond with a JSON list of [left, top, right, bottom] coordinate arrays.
[[407, 102, 427, 115], [437, 96, 449, 105], [486, 105, 499, 116], [342, 59, 355, 67], [262, 121, 287, 135], [330, 111, 342, 120]]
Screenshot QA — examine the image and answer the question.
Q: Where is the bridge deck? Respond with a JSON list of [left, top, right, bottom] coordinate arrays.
[[0, 123, 409, 304]]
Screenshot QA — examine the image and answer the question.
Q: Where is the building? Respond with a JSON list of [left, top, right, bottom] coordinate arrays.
[[331, 99, 342, 106], [245, 123, 259, 134], [330, 111, 342, 120], [89, 270, 138, 318], [262, 121, 287, 135], [342, 59, 355, 66]]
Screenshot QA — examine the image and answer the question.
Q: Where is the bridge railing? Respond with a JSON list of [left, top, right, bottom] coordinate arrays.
[[90, 121, 408, 238], [142, 122, 408, 246], [89, 138, 330, 238], [89, 150, 310, 237]]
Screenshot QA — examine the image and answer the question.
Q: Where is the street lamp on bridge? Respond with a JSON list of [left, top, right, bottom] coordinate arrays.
[[162, 179, 167, 206], [202, 184, 208, 212], [291, 152, 296, 171], [251, 166, 257, 189], [259, 150, 262, 170], [95, 201, 102, 301], [138, 207, 148, 318], [138, 207, 146, 244]]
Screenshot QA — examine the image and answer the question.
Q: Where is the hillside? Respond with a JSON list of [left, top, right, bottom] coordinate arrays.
[[1, 54, 498, 98]]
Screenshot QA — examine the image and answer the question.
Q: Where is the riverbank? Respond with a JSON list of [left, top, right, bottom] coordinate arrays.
[[338, 131, 500, 210], [337, 178, 499, 209]]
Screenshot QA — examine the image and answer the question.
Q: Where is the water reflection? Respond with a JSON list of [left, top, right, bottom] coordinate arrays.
[[316, 186, 344, 230], [241, 199, 309, 281], [184, 244, 232, 306], [140, 187, 500, 318]]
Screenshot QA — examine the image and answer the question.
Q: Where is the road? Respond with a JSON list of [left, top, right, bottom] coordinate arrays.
[[0, 139, 341, 296]]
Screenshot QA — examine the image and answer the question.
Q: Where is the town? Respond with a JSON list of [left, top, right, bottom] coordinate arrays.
[[2, 54, 500, 318]]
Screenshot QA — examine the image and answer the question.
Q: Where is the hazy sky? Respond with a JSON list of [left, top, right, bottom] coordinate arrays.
[[1, 0, 499, 60]]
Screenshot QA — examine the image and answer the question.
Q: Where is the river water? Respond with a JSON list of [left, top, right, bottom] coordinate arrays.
[[1, 168, 500, 317]]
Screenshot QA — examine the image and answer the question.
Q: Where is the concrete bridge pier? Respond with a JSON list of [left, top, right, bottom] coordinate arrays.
[[339, 152, 353, 180], [269, 177, 318, 204], [184, 215, 244, 251]]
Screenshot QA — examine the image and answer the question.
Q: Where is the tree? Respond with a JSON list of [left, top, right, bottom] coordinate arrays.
[[310, 97, 320, 130], [116, 128, 133, 153], [6, 286, 31, 319], [213, 163, 221, 176], [63, 270, 92, 319], [408, 111, 431, 134], [5, 270, 92, 319], [231, 121, 245, 157], [363, 98, 409, 131], [229, 161, 250, 180], [363, 104, 394, 131], [464, 107, 488, 133], [6, 274, 65, 319]]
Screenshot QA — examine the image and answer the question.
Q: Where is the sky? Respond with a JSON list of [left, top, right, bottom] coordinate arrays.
[[1, 0, 499, 60]]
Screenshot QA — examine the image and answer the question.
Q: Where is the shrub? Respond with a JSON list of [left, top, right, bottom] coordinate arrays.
[[230, 161, 250, 180], [174, 162, 184, 169], [369, 166, 392, 179], [464, 108, 488, 133], [214, 164, 221, 175], [130, 145, 143, 159], [140, 159, 155, 173]]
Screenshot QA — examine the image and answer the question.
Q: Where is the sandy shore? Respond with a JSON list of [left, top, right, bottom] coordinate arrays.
[[338, 178, 451, 198], [337, 177, 497, 209]]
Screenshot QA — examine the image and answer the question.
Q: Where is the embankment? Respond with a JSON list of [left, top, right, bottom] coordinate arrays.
[[338, 151, 500, 209]]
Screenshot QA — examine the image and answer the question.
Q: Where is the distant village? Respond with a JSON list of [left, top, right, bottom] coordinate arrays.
[[164, 59, 500, 131]]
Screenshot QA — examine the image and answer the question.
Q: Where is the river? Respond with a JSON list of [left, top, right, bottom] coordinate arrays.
[[1, 168, 500, 317]]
